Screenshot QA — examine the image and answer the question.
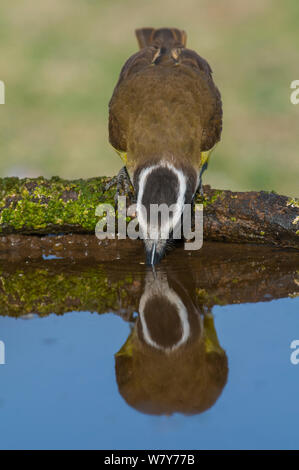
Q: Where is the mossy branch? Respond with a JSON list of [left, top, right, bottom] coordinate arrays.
[[0, 176, 298, 249]]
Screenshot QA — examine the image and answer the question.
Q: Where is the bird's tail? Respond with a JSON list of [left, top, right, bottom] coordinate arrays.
[[135, 27, 187, 49]]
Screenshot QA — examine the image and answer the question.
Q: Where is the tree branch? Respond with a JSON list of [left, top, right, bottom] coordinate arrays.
[[0, 176, 298, 248]]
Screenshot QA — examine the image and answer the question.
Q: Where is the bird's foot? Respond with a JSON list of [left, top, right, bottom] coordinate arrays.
[[194, 179, 205, 203], [196, 161, 208, 199], [105, 167, 135, 209], [198, 181, 204, 197], [104, 175, 118, 192]]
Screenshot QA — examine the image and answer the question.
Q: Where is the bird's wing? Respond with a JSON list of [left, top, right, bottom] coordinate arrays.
[[178, 48, 223, 154], [108, 47, 158, 158], [109, 45, 222, 167]]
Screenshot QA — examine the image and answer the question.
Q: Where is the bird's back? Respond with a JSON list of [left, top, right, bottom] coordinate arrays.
[[109, 27, 222, 174]]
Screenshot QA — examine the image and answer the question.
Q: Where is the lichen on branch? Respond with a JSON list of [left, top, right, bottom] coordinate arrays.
[[0, 176, 298, 249]]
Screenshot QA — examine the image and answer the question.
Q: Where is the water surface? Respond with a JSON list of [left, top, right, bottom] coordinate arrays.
[[0, 236, 298, 449]]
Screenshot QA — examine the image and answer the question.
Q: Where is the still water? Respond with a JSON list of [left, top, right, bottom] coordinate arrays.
[[0, 236, 298, 449]]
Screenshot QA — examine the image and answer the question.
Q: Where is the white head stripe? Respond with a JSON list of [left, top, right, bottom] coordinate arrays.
[[136, 161, 187, 239]]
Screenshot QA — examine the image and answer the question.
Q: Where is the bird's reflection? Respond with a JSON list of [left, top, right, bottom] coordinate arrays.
[[115, 265, 228, 416]]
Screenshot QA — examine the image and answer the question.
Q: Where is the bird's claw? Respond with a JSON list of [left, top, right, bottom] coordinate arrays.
[[105, 167, 135, 210], [104, 176, 118, 192]]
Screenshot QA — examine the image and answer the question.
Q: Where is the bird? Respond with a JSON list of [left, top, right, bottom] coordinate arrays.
[[108, 27, 222, 265]]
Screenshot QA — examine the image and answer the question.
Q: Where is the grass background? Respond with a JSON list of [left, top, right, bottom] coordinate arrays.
[[0, 0, 298, 196]]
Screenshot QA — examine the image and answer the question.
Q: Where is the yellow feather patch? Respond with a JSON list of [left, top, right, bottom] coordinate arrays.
[[111, 144, 128, 165], [200, 143, 218, 168], [116, 149, 128, 165]]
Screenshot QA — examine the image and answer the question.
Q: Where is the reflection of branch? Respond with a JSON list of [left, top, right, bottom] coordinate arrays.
[[0, 176, 298, 248], [0, 236, 298, 317], [192, 242, 299, 307]]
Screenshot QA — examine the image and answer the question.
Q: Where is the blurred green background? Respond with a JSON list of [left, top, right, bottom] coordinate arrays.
[[0, 0, 298, 196]]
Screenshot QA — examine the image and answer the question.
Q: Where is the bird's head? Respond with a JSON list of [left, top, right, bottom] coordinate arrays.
[[133, 161, 198, 265]]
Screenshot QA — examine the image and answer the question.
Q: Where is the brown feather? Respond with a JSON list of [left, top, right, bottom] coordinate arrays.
[[109, 27, 222, 175], [135, 27, 187, 49]]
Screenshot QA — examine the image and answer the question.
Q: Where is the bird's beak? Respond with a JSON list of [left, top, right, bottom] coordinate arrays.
[[145, 239, 167, 266], [150, 242, 157, 266]]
